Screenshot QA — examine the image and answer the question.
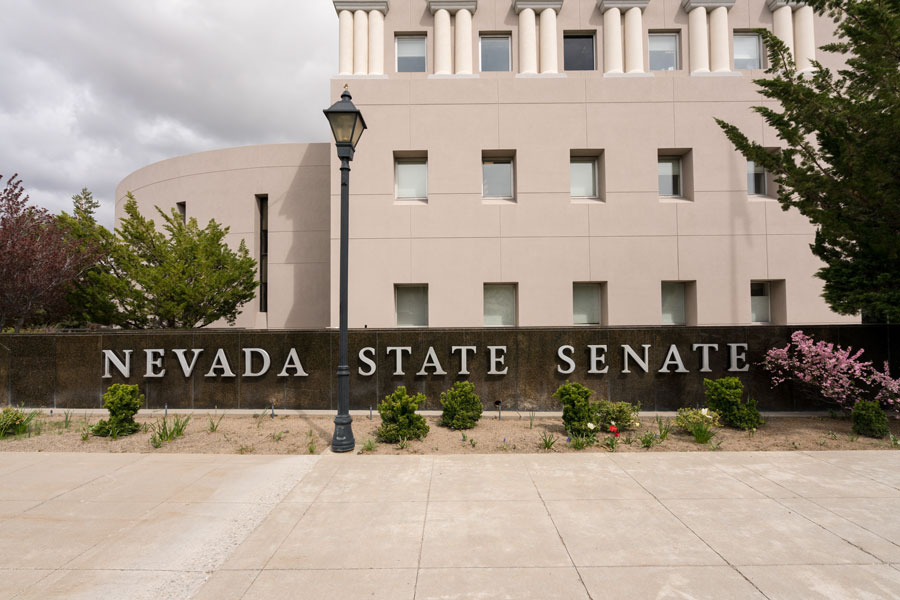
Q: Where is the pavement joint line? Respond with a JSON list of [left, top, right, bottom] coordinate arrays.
[[608, 453, 775, 599], [411, 455, 436, 600], [523, 453, 595, 600], [800, 450, 900, 494]]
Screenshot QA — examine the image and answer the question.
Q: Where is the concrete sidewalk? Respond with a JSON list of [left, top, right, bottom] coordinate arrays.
[[1, 451, 900, 599]]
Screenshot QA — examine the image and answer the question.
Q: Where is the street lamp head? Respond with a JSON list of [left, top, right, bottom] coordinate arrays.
[[323, 88, 367, 159]]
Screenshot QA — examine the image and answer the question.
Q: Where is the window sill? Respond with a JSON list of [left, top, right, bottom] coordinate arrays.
[[394, 198, 428, 205], [482, 197, 516, 205], [748, 195, 776, 202], [571, 197, 603, 204], [659, 196, 692, 203]]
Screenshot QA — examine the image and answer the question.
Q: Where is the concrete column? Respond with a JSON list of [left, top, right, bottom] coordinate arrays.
[[353, 10, 368, 75], [688, 6, 709, 73], [793, 4, 815, 71], [434, 8, 452, 74], [519, 8, 538, 74], [624, 6, 644, 73], [709, 6, 730, 72], [368, 10, 385, 75], [539, 8, 558, 74], [772, 5, 794, 58], [455, 8, 473, 74], [338, 10, 353, 75], [603, 8, 623, 73]]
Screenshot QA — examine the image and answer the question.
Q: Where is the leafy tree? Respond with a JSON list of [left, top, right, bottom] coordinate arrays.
[[0, 174, 98, 331], [63, 194, 258, 328], [716, 0, 900, 321]]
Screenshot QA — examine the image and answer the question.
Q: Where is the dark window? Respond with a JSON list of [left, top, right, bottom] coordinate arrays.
[[397, 36, 426, 72], [257, 194, 268, 313], [564, 34, 595, 71], [176, 202, 186, 223]]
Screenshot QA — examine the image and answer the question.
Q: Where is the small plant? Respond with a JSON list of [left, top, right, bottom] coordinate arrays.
[[439, 381, 483, 430], [828, 430, 838, 440], [270, 430, 287, 442], [207, 408, 224, 433], [623, 434, 634, 445], [0, 407, 39, 439], [80, 423, 91, 442], [852, 400, 890, 438], [656, 415, 671, 441], [890, 433, 899, 448], [93, 384, 143, 438], [460, 432, 468, 442], [639, 431, 658, 449], [397, 437, 410, 450], [848, 433, 859, 442], [603, 436, 618, 452], [377, 386, 429, 443], [149, 415, 191, 448], [469, 438, 477, 448], [361, 438, 377, 453], [748, 428, 757, 438], [529, 410, 536, 429], [62, 410, 73, 429], [709, 440, 723, 450], [539, 432, 558, 450], [498, 438, 512, 451], [238, 444, 255, 454], [676, 408, 721, 432], [306, 429, 317, 454], [703, 377, 764, 431], [689, 421, 716, 444], [570, 435, 594, 450]]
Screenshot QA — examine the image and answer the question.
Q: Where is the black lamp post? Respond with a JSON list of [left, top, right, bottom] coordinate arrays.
[[324, 88, 366, 453]]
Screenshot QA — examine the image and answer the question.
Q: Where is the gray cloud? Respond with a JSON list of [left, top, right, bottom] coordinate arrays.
[[0, 0, 337, 227]]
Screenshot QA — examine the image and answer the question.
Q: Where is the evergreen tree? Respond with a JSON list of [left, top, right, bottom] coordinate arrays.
[[716, 0, 900, 321]]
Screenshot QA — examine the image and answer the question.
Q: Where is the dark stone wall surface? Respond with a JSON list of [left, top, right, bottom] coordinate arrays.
[[0, 325, 895, 411]]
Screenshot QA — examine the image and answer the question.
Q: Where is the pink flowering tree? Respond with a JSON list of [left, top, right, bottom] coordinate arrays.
[[763, 331, 899, 412]]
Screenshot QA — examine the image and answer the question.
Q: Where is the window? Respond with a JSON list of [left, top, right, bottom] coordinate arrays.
[[397, 36, 426, 72], [484, 284, 516, 326], [480, 35, 511, 72], [658, 157, 682, 196], [256, 195, 268, 313], [396, 285, 428, 326], [747, 161, 766, 196], [564, 34, 595, 71], [661, 282, 686, 325], [750, 282, 771, 323], [570, 157, 598, 198], [573, 283, 603, 325], [482, 157, 514, 199], [395, 158, 428, 200], [649, 33, 679, 71], [176, 202, 186, 223], [734, 33, 763, 70]]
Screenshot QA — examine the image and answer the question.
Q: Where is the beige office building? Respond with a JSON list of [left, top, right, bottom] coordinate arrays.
[[116, 0, 856, 330]]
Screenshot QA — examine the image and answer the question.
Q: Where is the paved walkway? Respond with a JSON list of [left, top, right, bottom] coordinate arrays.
[[2, 451, 900, 599]]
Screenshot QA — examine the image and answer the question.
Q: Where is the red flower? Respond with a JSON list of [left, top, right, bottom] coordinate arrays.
[[609, 425, 618, 433], [615, 432, 620, 438]]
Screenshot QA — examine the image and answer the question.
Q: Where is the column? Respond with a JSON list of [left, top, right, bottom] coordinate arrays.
[[353, 10, 368, 75], [624, 6, 644, 73], [338, 10, 353, 75], [539, 7, 558, 73], [602, 7, 623, 73], [368, 9, 385, 75], [771, 4, 795, 58], [687, 5, 709, 72], [434, 8, 452, 74], [793, 4, 815, 71], [455, 8, 473, 74], [519, 8, 538, 74], [709, 6, 729, 72]]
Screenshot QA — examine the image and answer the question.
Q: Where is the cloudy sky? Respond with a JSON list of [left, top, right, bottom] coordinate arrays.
[[0, 0, 337, 227]]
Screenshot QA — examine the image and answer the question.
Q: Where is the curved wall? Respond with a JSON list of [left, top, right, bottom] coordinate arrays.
[[116, 143, 331, 329]]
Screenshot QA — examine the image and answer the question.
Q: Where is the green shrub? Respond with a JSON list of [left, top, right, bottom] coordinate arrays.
[[554, 381, 600, 438], [597, 399, 641, 430], [93, 384, 143, 438], [689, 420, 716, 444], [703, 377, 764, 430], [852, 400, 890, 438], [0, 407, 39, 438], [376, 386, 429, 443], [675, 407, 721, 432], [439, 381, 483, 430]]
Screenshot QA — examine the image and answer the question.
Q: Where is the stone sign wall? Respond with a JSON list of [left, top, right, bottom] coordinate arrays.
[[0, 325, 896, 411]]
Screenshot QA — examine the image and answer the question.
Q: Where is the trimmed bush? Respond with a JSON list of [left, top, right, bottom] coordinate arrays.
[[92, 384, 143, 438], [703, 377, 764, 430], [376, 386, 429, 443], [852, 400, 889, 438], [554, 381, 600, 438], [597, 399, 641, 430], [439, 381, 482, 430]]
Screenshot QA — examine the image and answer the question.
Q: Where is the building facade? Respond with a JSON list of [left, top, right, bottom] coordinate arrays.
[[116, 0, 857, 330]]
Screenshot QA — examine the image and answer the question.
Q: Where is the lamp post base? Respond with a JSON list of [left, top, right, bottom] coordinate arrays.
[[331, 413, 355, 453]]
